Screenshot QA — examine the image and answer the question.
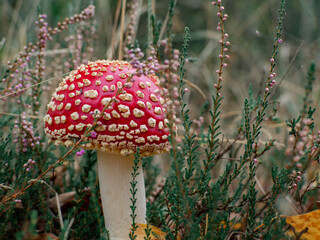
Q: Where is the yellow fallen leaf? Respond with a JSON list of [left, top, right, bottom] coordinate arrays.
[[284, 209, 320, 240], [134, 224, 180, 240], [220, 220, 242, 230]]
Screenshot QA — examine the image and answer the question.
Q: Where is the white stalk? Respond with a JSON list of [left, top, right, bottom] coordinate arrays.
[[97, 151, 146, 240]]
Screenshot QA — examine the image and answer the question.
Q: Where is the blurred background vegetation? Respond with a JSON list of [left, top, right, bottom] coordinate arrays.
[[1, 0, 319, 121]]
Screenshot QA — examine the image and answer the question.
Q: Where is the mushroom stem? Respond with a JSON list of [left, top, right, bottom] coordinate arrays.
[[97, 151, 147, 240]]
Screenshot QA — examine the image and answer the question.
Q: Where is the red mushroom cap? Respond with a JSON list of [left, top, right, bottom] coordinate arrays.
[[44, 60, 169, 156]]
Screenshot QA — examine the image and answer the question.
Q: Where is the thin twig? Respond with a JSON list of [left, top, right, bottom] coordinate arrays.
[[110, 0, 122, 59], [158, 0, 177, 43], [119, 0, 127, 60], [254, 175, 266, 195], [300, 177, 320, 203], [0, 111, 42, 119], [28, 179, 64, 229], [63, 217, 75, 240], [0, 184, 13, 191], [0, 72, 69, 100], [184, 79, 207, 100]]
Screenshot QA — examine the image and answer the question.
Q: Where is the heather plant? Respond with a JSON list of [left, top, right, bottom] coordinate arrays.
[[0, 0, 320, 240]]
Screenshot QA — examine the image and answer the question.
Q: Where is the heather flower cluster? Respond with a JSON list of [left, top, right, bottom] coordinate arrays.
[[76, 149, 85, 157], [23, 159, 36, 172], [49, 5, 95, 35], [125, 0, 139, 46], [0, 5, 95, 101], [13, 115, 42, 153], [211, 0, 230, 93], [264, 10, 284, 94], [31, 14, 50, 115], [125, 46, 160, 77], [64, 21, 96, 69], [35, 14, 49, 80], [157, 40, 181, 127], [1, 45, 34, 100], [193, 116, 204, 136], [265, 60, 280, 93], [285, 117, 320, 192]]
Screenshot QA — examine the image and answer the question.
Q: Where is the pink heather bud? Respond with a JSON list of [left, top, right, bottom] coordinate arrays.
[[253, 158, 258, 164], [214, 84, 218, 88], [302, 118, 312, 125], [219, 40, 223, 44], [217, 26, 222, 31], [76, 150, 84, 156], [224, 33, 229, 38], [217, 12, 221, 17], [270, 58, 275, 63], [223, 48, 228, 52], [265, 88, 269, 92], [278, 39, 283, 43], [216, 69, 220, 73], [271, 80, 276, 84], [184, 88, 189, 93], [220, 6, 224, 10], [217, 0, 222, 3], [90, 131, 97, 138], [226, 41, 230, 45], [296, 176, 301, 181], [219, 54, 223, 58], [225, 55, 230, 58], [211, 1, 216, 5], [223, 63, 228, 67]]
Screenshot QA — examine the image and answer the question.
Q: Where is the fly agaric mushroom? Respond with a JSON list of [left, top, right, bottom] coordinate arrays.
[[44, 60, 169, 239]]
